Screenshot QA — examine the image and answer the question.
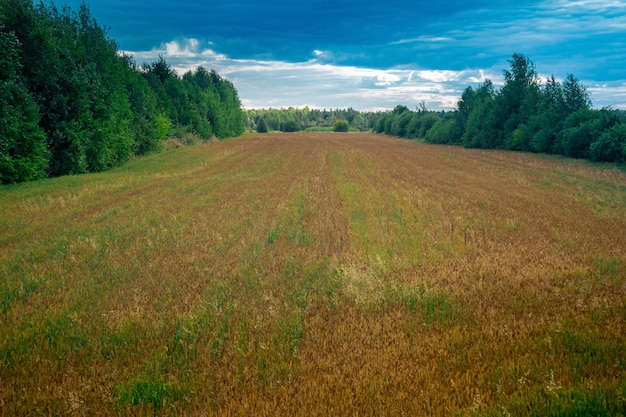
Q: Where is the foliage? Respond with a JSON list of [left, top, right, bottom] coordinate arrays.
[[559, 109, 619, 159], [425, 117, 457, 144], [281, 120, 301, 132], [245, 107, 384, 132], [0, 26, 48, 183], [0, 0, 244, 183], [333, 119, 350, 132], [589, 122, 626, 163], [375, 53, 625, 164], [256, 117, 269, 133]]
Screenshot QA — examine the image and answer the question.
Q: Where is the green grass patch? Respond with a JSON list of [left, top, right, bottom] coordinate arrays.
[[117, 378, 189, 415], [399, 285, 459, 326], [303, 126, 335, 132], [269, 188, 314, 247], [478, 382, 626, 417]]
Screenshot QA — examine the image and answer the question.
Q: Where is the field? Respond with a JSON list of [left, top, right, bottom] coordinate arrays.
[[1, 132, 625, 416]]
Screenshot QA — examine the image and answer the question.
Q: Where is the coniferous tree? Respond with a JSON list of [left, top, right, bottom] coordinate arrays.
[[256, 118, 269, 133]]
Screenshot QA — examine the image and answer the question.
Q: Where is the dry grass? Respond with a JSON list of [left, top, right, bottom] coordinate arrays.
[[1, 132, 625, 416]]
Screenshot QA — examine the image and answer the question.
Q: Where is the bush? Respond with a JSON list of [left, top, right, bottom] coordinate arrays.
[[281, 120, 300, 132], [390, 112, 412, 137], [559, 109, 618, 159], [425, 119, 457, 144], [333, 119, 350, 132], [589, 123, 626, 163]]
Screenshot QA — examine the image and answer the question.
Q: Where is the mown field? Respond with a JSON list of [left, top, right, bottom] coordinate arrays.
[[1, 132, 625, 416]]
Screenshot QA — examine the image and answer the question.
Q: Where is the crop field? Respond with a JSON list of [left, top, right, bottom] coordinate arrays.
[[1, 132, 625, 416]]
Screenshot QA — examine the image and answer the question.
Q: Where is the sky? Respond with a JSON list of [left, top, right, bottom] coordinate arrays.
[[60, 0, 626, 110]]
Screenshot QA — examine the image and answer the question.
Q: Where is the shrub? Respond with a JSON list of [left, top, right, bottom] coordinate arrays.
[[425, 119, 457, 144], [559, 109, 618, 159], [589, 123, 626, 163], [281, 120, 300, 132], [333, 119, 350, 132]]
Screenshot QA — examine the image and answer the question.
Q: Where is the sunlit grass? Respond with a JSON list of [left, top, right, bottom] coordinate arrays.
[[1, 132, 625, 415]]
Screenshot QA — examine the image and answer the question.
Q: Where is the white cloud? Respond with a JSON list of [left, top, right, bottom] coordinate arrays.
[[549, 0, 626, 12], [467, 69, 489, 83], [164, 39, 199, 57], [417, 70, 461, 83], [310, 49, 336, 63], [390, 36, 454, 45], [124, 39, 486, 110], [588, 81, 626, 109], [375, 73, 401, 86], [124, 37, 624, 110]]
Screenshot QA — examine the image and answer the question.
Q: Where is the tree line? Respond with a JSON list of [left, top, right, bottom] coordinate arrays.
[[1, 0, 244, 184], [375, 54, 626, 164], [245, 107, 384, 133]]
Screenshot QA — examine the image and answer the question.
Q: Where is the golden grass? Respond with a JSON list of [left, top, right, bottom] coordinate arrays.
[[1, 131, 625, 416]]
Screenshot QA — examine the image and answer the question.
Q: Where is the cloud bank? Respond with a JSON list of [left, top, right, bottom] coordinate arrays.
[[126, 39, 498, 110], [126, 37, 625, 111]]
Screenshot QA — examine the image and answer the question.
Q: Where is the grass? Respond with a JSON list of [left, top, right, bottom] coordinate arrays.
[[1, 132, 625, 416]]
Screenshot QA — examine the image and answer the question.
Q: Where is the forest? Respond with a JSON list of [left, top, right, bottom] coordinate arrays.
[[374, 54, 626, 164], [0, 0, 244, 184], [244, 107, 384, 133]]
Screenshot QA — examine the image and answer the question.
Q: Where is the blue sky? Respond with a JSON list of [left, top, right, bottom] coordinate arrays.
[[61, 0, 626, 110]]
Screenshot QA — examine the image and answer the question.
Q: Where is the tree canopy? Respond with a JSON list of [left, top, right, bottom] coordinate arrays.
[[375, 54, 626, 164], [0, 0, 244, 184], [245, 107, 383, 132]]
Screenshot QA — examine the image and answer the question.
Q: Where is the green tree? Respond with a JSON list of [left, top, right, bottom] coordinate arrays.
[[281, 120, 300, 132], [589, 123, 626, 163], [461, 80, 497, 148], [425, 117, 457, 144], [563, 73, 591, 114], [181, 69, 214, 138], [527, 76, 564, 153], [407, 112, 440, 139], [2, 0, 90, 175], [497, 53, 541, 150], [0, 0, 246, 183], [123, 57, 162, 154], [144, 55, 177, 84], [560, 109, 619, 159], [1, 1, 137, 175], [256, 118, 269, 133], [202, 69, 244, 138], [456, 86, 478, 134], [390, 111, 412, 137], [373, 113, 390, 133], [0, 26, 48, 183], [527, 74, 590, 154]]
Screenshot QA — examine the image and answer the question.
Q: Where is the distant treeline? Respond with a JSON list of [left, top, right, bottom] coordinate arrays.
[[375, 54, 626, 164], [0, 0, 244, 184], [245, 107, 384, 132]]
